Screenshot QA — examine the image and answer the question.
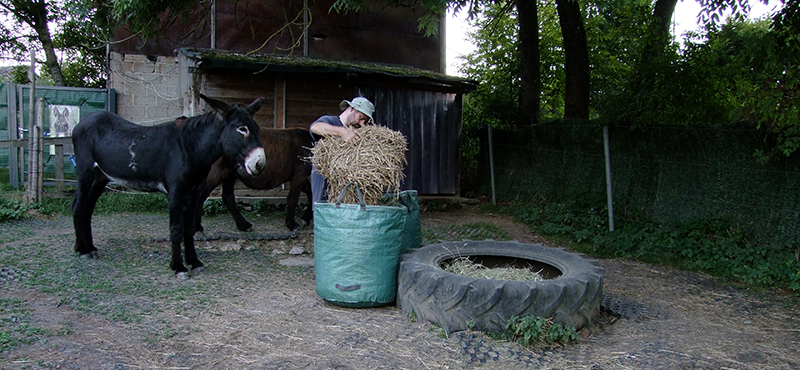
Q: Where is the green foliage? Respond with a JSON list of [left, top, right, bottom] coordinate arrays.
[[596, 12, 799, 159], [52, 0, 110, 87], [505, 315, 578, 347], [584, 0, 653, 119], [202, 199, 227, 216], [504, 201, 800, 294], [0, 0, 109, 87], [37, 196, 72, 216], [0, 198, 27, 223], [109, 0, 200, 42], [8, 65, 30, 84], [460, 3, 521, 130], [92, 192, 169, 214], [36, 191, 170, 216], [252, 200, 285, 220]]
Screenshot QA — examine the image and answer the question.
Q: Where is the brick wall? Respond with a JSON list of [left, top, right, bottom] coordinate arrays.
[[108, 52, 183, 125]]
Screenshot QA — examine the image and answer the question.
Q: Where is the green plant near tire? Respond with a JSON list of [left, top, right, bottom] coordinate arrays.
[[505, 315, 577, 347]]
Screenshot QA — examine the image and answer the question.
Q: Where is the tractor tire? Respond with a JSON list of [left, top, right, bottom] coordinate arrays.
[[397, 240, 604, 335]]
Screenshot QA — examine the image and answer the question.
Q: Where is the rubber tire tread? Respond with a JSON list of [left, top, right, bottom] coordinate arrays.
[[397, 240, 604, 335]]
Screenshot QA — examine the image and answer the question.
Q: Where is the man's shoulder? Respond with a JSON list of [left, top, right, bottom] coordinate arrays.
[[314, 115, 341, 126]]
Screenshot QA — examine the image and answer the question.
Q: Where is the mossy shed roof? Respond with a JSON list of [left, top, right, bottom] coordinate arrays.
[[178, 48, 477, 93]]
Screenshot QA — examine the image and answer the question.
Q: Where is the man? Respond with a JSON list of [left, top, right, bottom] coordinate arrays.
[[309, 96, 375, 205]]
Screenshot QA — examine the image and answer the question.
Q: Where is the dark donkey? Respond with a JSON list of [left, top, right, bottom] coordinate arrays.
[[194, 128, 314, 232], [71, 95, 266, 275]]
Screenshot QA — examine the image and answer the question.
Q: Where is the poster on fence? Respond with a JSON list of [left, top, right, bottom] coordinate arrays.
[[48, 104, 79, 156], [49, 105, 79, 137]]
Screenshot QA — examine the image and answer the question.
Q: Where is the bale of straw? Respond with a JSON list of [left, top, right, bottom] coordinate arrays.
[[310, 125, 407, 205]]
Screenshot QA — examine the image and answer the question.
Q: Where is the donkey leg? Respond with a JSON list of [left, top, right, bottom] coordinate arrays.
[[183, 199, 204, 270], [285, 184, 302, 231], [298, 180, 313, 226], [221, 177, 252, 231], [167, 195, 189, 274], [193, 180, 215, 234], [73, 170, 108, 258]]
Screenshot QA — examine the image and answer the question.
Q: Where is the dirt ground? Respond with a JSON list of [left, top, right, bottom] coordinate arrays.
[[1, 204, 798, 369]]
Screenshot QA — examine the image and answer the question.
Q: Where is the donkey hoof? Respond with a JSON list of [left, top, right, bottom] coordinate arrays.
[[77, 251, 98, 259]]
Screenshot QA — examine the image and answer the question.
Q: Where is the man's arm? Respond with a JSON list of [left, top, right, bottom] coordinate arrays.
[[310, 121, 357, 142]]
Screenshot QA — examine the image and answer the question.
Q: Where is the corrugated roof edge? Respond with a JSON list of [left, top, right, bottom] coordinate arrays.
[[177, 48, 478, 93]]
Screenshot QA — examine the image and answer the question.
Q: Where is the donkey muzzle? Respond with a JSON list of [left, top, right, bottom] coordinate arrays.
[[244, 147, 266, 176]]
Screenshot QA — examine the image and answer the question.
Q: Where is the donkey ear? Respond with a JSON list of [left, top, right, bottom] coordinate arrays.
[[199, 94, 234, 115], [247, 97, 265, 115]]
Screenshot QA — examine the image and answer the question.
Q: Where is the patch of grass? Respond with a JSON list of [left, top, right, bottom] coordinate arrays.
[[91, 191, 170, 214], [0, 298, 50, 354], [1, 237, 215, 325], [423, 222, 510, 243], [427, 322, 448, 339], [1, 187, 174, 221]]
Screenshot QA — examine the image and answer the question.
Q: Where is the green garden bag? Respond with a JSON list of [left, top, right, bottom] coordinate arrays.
[[384, 190, 423, 253], [313, 183, 407, 307]]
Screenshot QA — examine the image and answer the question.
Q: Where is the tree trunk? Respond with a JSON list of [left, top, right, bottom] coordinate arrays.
[[652, 0, 679, 36], [28, 1, 65, 86], [555, 0, 589, 120], [8, 0, 66, 86], [516, 0, 539, 126], [640, 0, 678, 63]]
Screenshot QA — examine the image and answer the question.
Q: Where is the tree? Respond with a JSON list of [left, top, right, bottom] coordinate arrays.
[[516, 0, 539, 125], [0, 0, 65, 85], [460, 4, 521, 129], [555, 0, 589, 120], [459, 2, 566, 126], [0, 0, 110, 87]]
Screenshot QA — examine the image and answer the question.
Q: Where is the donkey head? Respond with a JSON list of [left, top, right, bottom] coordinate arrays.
[[200, 94, 266, 176]]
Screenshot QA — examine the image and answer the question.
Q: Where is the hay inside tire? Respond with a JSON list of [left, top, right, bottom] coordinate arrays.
[[397, 240, 605, 335]]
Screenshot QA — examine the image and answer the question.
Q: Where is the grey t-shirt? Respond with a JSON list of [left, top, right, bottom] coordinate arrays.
[[309, 115, 343, 206]]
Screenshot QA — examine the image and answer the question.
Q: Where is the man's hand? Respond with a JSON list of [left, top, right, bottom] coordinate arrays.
[[310, 121, 359, 142]]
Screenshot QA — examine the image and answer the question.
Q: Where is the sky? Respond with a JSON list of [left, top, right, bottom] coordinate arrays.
[[445, 0, 783, 76]]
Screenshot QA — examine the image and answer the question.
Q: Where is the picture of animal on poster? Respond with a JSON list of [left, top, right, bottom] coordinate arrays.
[[49, 105, 79, 137], [71, 95, 267, 277]]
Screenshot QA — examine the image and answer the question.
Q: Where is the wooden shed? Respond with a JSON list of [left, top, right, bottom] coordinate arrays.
[[108, 0, 476, 196], [177, 48, 475, 195]]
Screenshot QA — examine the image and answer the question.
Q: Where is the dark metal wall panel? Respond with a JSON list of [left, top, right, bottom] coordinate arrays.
[[361, 87, 461, 195]]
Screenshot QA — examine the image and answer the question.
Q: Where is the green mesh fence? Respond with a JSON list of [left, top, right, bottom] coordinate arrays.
[[1, 83, 9, 183], [478, 123, 800, 248]]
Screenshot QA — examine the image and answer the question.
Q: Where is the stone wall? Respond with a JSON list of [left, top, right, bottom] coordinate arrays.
[[108, 52, 183, 125]]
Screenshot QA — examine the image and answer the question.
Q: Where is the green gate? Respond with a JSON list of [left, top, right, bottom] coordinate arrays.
[[0, 83, 115, 189]]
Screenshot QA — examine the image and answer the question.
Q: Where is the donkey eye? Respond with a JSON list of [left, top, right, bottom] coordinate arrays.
[[236, 126, 250, 137]]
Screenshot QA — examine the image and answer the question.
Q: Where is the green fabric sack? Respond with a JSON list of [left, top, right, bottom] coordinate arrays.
[[314, 183, 407, 307], [385, 190, 423, 253]]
